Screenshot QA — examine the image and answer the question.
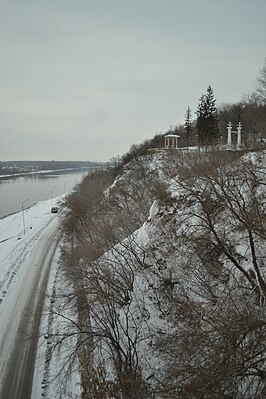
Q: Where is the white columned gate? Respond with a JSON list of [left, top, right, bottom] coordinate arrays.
[[227, 122, 242, 149]]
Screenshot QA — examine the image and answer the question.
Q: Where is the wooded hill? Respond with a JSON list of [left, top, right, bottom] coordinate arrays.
[[54, 147, 266, 399]]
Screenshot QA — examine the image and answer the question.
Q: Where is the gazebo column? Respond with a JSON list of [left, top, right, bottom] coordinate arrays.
[[237, 122, 242, 148]]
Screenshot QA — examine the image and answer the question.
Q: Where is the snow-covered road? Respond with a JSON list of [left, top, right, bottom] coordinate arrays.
[[0, 198, 62, 398]]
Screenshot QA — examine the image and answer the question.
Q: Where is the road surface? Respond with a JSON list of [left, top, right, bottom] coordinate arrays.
[[0, 217, 60, 399]]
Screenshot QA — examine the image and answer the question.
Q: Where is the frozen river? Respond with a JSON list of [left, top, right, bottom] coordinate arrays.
[[0, 169, 90, 218]]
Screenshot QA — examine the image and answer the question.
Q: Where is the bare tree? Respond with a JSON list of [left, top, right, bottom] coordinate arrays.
[[154, 150, 266, 398]]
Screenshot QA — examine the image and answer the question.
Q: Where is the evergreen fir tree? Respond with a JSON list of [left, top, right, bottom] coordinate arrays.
[[184, 106, 192, 149], [196, 85, 219, 148]]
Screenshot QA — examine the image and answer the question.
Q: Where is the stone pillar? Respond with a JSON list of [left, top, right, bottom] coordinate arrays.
[[227, 122, 232, 148], [237, 122, 242, 148]]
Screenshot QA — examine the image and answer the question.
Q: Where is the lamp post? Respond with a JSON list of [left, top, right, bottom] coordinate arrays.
[[22, 199, 30, 235], [50, 186, 56, 208]]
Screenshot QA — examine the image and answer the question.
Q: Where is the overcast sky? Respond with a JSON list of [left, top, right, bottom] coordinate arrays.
[[0, 0, 265, 161]]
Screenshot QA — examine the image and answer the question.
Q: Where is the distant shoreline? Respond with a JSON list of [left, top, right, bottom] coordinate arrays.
[[0, 166, 93, 179], [0, 160, 104, 178]]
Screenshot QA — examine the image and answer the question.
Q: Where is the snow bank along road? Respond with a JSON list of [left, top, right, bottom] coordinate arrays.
[[0, 199, 62, 399]]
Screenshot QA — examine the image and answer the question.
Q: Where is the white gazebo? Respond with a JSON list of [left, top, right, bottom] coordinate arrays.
[[164, 134, 180, 149]]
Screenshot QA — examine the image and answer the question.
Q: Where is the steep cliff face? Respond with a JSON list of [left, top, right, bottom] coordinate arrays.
[[60, 150, 266, 398]]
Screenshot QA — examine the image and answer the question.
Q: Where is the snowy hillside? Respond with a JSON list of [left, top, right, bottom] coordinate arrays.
[[57, 150, 266, 398]]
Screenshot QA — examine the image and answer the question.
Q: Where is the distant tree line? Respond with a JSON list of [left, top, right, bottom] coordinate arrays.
[[118, 57, 266, 160], [0, 160, 98, 175], [102, 58, 266, 174], [183, 57, 266, 149]]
